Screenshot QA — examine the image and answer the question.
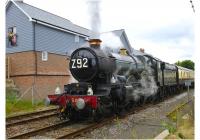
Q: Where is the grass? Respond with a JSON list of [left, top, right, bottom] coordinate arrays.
[[165, 117, 194, 139], [6, 99, 44, 116], [165, 101, 194, 139], [161, 121, 176, 134], [6, 88, 45, 116]]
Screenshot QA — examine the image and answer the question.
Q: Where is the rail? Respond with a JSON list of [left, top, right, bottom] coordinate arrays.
[[6, 108, 57, 127], [8, 120, 72, 139]]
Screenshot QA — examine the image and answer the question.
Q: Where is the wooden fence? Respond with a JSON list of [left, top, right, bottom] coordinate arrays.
[[6, 56, 11, 79]]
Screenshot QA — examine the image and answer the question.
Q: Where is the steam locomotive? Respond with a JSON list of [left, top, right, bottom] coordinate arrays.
[[46, 39, 194, 121]]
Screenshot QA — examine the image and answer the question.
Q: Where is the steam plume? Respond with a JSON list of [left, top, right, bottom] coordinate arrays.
[[139, 67, 158, 96], [87, 0, 101, 38], [100, 32, 124, 52], [127, 66, 158, 102], [134, 66, 158, 102]]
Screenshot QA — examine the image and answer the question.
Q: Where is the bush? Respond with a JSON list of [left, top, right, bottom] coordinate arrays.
[[161, 121, 176, 134], [6, 88, 44, 116], [6, 87, 19, 103]]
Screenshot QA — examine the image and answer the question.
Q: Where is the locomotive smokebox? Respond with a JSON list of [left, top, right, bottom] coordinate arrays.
[[88, 39, 102, 48]]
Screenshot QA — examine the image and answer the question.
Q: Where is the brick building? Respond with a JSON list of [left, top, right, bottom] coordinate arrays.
[[6, 0, 133, 99]]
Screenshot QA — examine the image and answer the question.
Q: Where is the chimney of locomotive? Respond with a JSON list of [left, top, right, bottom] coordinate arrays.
[[88, 38, 102, 48]]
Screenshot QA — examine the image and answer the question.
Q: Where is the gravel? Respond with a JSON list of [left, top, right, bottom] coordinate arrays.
[[6, 90, 194, 139], [82, 90, 194, 139], [31, 122, 91, 139], [6, 115, 63, 138]]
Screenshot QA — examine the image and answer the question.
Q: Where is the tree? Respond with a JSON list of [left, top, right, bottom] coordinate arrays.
[[175, 61, 181, 66], [175, 60, 194, 70]]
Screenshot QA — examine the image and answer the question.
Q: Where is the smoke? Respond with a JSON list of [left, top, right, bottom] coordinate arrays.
[[100, 32, 124, 52], [126, 66, 158, 102], [134, 66, 158, 101], [87, 0, 101, 38], [86, 0, 124, 53], [139, 67, 158, 96]]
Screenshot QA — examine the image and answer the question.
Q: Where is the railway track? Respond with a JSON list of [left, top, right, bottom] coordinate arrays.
[[8, 120, 72, 139], [56, 119, 114, 139], [7, 104, 147, 139], [6, 91, 192, 139], [56, 92, 194, 139], [6, 108, 57, 127], [56, 104, 155, 139]]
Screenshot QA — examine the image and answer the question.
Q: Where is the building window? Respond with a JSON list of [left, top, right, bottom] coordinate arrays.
[[7, 26, 17, 46], [42, 51, 48, 61], [75, 35, 79, 43]]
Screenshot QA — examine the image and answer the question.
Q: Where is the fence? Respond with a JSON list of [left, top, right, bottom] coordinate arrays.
[[6, 56, 11, 79], [166, 98, 194, 129]]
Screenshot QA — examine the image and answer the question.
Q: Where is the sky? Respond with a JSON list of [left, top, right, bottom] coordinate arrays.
[[21, 0, 196, 64]]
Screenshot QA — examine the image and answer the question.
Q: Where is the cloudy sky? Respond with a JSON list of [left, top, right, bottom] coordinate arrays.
[[21, 0, 195, 63]]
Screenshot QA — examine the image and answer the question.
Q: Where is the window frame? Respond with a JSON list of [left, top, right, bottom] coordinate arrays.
[[7, 26, 17, 47], [42, 51, 48, 61]]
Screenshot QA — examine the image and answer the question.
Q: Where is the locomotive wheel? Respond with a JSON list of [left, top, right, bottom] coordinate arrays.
[[147, 95, 153, 103], [152, 95, 158, 104], [67, 108, 78, 121], [152, 89, 160, 104], [113, 101, 118, 113], [159, 87, 164, 101], [138, 96, 145, 106], [58, 112, 67, 120], [57, 107, 67, 120], [125, 101, 134, 112], [92, 106, 104, 122]]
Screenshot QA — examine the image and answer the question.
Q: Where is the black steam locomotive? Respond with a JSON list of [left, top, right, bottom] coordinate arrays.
[[46, 39, 194, 121]]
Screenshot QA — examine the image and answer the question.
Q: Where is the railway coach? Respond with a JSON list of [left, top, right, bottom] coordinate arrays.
[[177, 66, 194, 88]]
